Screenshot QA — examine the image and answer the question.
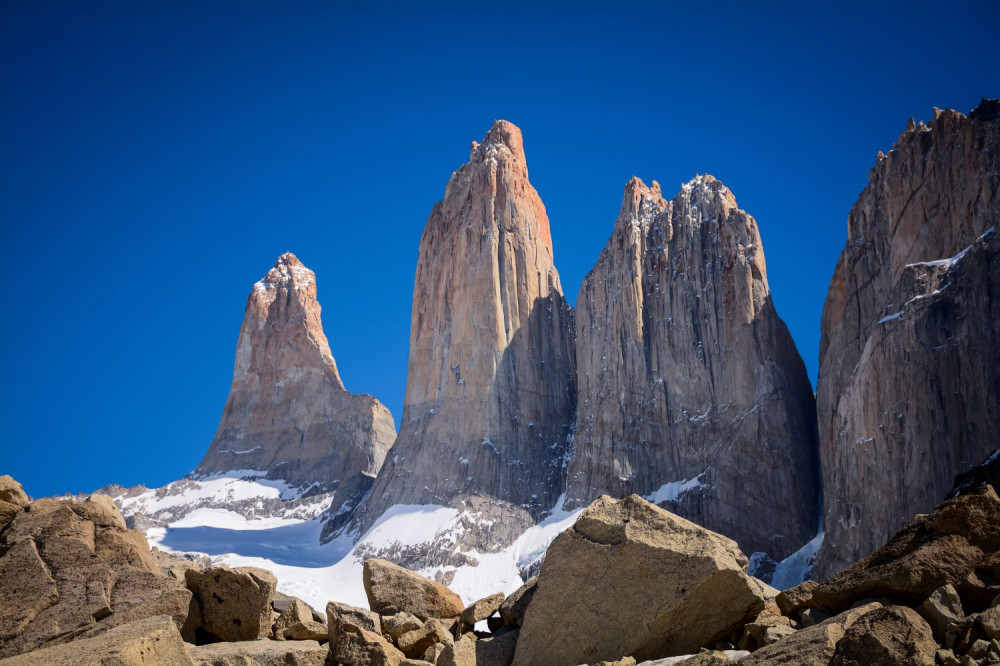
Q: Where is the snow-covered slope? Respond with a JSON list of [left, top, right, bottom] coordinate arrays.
[[114, 474, 584, 612]]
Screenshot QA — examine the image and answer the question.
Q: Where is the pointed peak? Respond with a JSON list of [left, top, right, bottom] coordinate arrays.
[[469, 119, 525, 162], [254, 252, 315, 293]]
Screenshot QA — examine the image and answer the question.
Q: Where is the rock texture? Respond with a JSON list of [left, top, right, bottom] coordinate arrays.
[[351, 120, 577, 549], [513, 494, 770, 665], [739, 602, 883, 665], [188, 640, 328, 666], [0, 615, 194, 666], [566, 175, 820, 559], [363, 558, 464, 621], [815, 100, 1000, 578], [185, 566, 276, 642], [196, 252, 396, 513], [0, 495, 194, 659], [829, 605, 937, 666], [778, 485, 1000, 619]]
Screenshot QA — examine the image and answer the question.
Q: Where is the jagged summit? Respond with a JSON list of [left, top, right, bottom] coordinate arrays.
[[195, 253, 396, 510], [253, 252, 315, 292], [566, 174, 820, 561], [469, 119, 525, 162]]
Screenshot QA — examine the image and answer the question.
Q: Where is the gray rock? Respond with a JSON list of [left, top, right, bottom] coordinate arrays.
[[815, 101, 1000, 578], [918, 584, 965, 640], [459, 592, 505, 631], [513, 495, 770, 665], [566, 174, 820, 560]]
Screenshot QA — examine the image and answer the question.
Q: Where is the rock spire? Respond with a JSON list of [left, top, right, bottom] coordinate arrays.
[[196, 252, 396, 514], [566, 175, 820, 560], [349, 121, 576, 548]]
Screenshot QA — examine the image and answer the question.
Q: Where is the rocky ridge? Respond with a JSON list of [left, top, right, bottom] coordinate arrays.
[[815, 100, 1000, 578], [567, 175, 820, 560]]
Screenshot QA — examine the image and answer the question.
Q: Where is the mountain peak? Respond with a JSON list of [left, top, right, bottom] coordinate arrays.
[[469, 119, 525, 162], [254, 252, 314, 293]]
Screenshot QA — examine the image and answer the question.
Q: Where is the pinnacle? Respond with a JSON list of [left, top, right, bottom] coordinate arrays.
[[479, 119, 525, 159]]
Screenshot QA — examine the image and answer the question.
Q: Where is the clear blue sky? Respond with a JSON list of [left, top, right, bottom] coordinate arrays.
[[2, 1, 997, 498]]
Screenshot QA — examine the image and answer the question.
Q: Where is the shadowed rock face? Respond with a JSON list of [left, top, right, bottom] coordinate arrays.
[[349, 121, 576, 548], [815, 101, 1000, 578], [196, 253, 396, 511], [566, 176, 820, 559]]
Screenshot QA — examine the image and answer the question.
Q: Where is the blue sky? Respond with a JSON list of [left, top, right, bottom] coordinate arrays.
[[2, 1, 997, 498]]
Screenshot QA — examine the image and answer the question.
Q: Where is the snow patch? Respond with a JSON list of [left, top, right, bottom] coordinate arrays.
[[644, 473, 706, 505], [770, 530, 824, 590]]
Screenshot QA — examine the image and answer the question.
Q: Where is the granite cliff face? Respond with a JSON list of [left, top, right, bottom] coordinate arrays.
[[196, 253, 396, 515], [815, 101, 1000, 578], [566, 176, 820, 560], [348, 121, 577, 549]]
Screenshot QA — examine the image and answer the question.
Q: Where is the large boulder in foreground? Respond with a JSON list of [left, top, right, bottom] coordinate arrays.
[[779, 485, 1000, 619], [0, 614, 194, 665], [0, 496, 194, 659], [512, 494, 772, 666], [363, 558, 464, 620], [185, 566, 277, 642]]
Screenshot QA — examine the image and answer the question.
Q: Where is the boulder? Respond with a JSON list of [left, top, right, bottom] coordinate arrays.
[[0, 475, 30, 506], [363, 559, 464, 620], [0, 614, 193, 665], [459, 592, 504, 631], [739, 602, 882, 665], [499, 577, 536, 627], [185, 566, 276, 642], [274, 597, 315, 639], [829, 605, 937, 665], [471, 629, 518, 666], [384, 612, 424, 642], [283, 619, 328, 642], [736, 610, 796, 651], [0, 497, 194, 658], [513, 495, 770, 665], [917, 584, 965, 640], [0, 499, 21, 527], [397, 618, 454, 657], [438, 635, 476, 666], [328, 600, 382, 653], [977, 605, 1000, 640], [335, 622, 405, 666], [780, 486, 1000, 617], [422, 642, 447, 663], [189, 639, 328, 666]]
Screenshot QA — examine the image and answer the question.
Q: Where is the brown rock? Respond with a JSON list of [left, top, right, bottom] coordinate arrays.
[[335, 622, 405, 666], [363, 559, 464, 620], [185, 566, 276, 641], [352, 120, 577, 552], [422, 642, 447, 663], [739, 602, 882, 665], [384, 612, 424, 642], [829, 605, 936, 666], [512, 495, 769, 665], [274, 597, 315, 639], [566, 175, 820, 560], [438, 635, 477, 666], [737, 610, 796, 651], [283, 619, 328, 642], [499, 577, 536, 627], [459, 592, 504, 631], [815, 102, 1000, 578], [189, 639, 328, 666], [0, 498, 193, 658], [397, 619, 455, 658], [0, 475, 30, 507], [0, 614, 194, 666], [470, 629, 518, 666], [977, 605, 1000, 640], [780, 486, 1000, 617], [328, 600, 383, 654], [0, 499, 21, 527], [195, 252, 396, 516]]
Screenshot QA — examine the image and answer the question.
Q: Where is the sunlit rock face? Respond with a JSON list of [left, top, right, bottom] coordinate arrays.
[[349, 121, 577, 551], [814, 100, 1000, 578], [196, 252, 396, 518], [565, 175, 820, 561]]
